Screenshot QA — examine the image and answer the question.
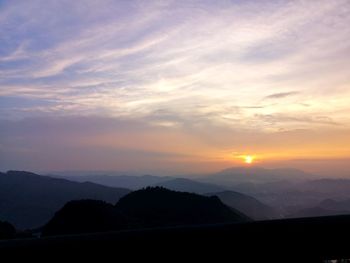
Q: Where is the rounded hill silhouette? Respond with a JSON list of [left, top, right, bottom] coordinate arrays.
[[42, 187, 249, 236], [116, 187, 248, 227]]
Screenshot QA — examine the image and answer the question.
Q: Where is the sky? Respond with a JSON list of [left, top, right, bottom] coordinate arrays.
[[0, 0, 350, 176]]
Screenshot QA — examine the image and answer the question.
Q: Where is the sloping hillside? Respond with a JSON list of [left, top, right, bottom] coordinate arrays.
[[0, 171, 130, 229]]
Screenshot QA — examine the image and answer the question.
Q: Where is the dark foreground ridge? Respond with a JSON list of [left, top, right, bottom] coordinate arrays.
[[0, 221, 15, 240], [1, 215, 349, 261]]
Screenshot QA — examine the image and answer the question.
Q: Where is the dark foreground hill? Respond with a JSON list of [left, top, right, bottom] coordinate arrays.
[[116, 187, 248, 226], [0, 171, 130, 229], [42, 187, 249, 236], [1, 215, 350, 261], [41, 200, 136, 236], [0, 220, 15, 240]]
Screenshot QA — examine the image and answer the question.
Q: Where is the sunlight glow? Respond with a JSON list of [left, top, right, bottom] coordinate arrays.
[[244, 155, 254, 164]]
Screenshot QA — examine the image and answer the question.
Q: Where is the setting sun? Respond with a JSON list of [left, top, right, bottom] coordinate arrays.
[[244, 155, 254, 164]]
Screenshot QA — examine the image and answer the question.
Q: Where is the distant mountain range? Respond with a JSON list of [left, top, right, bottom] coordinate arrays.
[[54, 173, 172, 189], [2, 168, 349, 230], [155, 178, 225, 194], [57, 167, 318, 197], [319, 198, 350, 211], [57, 173, 226, 193], [206, 191, 279, 220], [286, 198, 350, 218], [203, 166, 316, 185], [42, 187, 249, 236], [298, 179, 350, 198], [54, 172, 280, 220], [50, 167, 350, 218], [0, 171, 130, 229], [54, 167, 317, 188], [0, 170, 270, 231], [249, 178, 350, 215]]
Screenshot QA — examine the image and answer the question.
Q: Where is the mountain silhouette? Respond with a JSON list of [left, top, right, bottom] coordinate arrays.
[[319, 198, 350, 211], [206, 191, 279, 220], [155, 178, 225, 194], [0, 171, 130, 229], [286, 206, 350, 218], [286, 198, 350, 218], [42, 187, 249, 236], [56, 173, 172, 189], [205, 167, 315, 185], [300, 179, 350, 197], [116, 187, 249, 227]]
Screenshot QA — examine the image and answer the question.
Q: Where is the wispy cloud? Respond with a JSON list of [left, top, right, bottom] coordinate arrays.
[[265, 91, 299, 100], [0, 1, 349, 127], [1, 0, 350, 171]]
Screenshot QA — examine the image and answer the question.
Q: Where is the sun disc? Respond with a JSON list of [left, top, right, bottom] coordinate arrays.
[[244, 155, 254, 164]]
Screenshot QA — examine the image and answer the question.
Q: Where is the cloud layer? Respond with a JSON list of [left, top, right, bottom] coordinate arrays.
[[1, 0, 350, 173]]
